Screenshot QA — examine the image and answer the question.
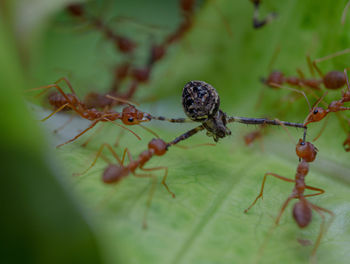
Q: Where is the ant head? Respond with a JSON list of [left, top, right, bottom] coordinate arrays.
[[122, 105, 151, 125], [323, 71, 346, 90], [182, 80, 220, 122], [296, 139, 317, 162], [293, 200, 312, 228], [304, 107, 327, 125], [102, 165, 129, 183], [266, 71, 284, 88], [148, 138, 168, 156]]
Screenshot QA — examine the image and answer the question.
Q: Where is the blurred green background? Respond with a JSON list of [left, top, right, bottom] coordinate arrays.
[[1, 0, 350, 263]]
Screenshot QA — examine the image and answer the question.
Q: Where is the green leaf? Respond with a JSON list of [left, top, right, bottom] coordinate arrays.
[[0, 1, 104, 263], [25, 0, 350, 263]]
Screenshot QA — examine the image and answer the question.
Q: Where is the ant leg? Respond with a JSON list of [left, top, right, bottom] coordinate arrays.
[[275, 195, 296, 225], [54, 77, 77, 95], [120, 147, 130, 165], [308, 203, 334, 262], [313, 48, 350, 77], [313, 114, 330, 141], [296, 68, 306, 79], [81, 123, 105, 147], [73, 143, 123, 176], [344, 69, 350, 92], [56, 120, 99, 148], [133, 172, 158, 229], [306, 54, 315, 77], [41, 103, 70, 121], [244, 173, 294, 213], [304, 185, 325, 197], [140, 166, 175, 198], [312, 61, 324, 79]]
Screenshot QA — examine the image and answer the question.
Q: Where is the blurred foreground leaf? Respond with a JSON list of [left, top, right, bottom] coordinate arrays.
[[26, 0, 350, 263], [0, 1, 103, 264]]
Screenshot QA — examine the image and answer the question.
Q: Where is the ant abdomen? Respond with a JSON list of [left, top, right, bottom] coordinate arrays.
[[293, 200, 312, 228], [48, 91, 79, 110], [102, 165, 129, 183], [323, 70, 346, 89], [182, 80, 220, 121]]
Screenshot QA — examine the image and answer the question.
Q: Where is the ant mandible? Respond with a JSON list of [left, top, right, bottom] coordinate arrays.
[[244, 138, 334, 261]]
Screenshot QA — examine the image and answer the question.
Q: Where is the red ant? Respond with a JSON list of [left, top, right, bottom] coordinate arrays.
[[28, 78, 159, 147], [244, 138, 334, 261], [75, 124, 207, 228], [250, 0, 277, 29], [265, 49, 350, 92], [303, 69, 350, 126], [264, 55, 322, 91], [29, 78, 195, 147]]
